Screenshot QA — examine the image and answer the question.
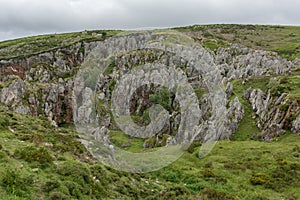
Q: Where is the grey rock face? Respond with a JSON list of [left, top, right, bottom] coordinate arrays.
[[0, 78, 30, 115], [292, 115, 300, 134], [216, 44, 295, 80], [0, 41, 88, 124], [244, 88, 299, 141], [227, 97, 244, 134], [0, 30, 298, 143], [72, 31, 245, 149]]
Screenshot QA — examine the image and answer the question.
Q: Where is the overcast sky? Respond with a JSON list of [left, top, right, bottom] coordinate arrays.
[[0, 0, 299, 41]]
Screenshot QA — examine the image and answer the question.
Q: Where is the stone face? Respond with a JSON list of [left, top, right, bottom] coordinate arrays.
[[215, 44, 295, 80], [244, 88, 300, 141], [0, 41, 88, 124], [227, 97, 244, 134], [0, 30, 299, 143], [0, 79, 28, 113], [292, 115, 300, 134]]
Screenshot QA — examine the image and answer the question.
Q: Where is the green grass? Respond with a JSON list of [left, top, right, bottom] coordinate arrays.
[[3, 24, 300, 61], [109, 130, 145, 153], [146, 135, 300, 199], [1, 25, 300, 199], [230, 75, 300, 140], [174, 24, 300, 61], [203, 40, 222, 51], [230, 77, 269, 140], [0, 107, 299, 199], [0, 30, 122, 60], [283, 76, 300, 99]]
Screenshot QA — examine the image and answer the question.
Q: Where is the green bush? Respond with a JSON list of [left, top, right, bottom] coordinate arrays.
[[250, 173, 270, 185], [0, 150, 7, 161], [149, 87, 173, 111], [48, 191, 68, 200], [43, 179, 61, 193], [0, 167, 33, 198], [186, 141, 201, 153], [14, 146, 53, 165], [279, 103, 290, 111], [158, 169, 182, 183], [50, 133, 86, 154], [203, 168, 214, 178], [200, 188, 234, 200], [63, 181, 82, 198], [56, 161, 92, 195], [158, 185, 190, 199]]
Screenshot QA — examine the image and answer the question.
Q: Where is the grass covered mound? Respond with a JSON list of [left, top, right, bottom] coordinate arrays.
[[174, 24, 300, 61], [0, 30, 122, 60], [0, 108, 299, 199]]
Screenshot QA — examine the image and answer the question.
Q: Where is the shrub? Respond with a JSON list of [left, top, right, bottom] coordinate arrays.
[[0, 167, 33, 198], [48, 191, 68, 200], [250, 173, 270, 185], [149, 86, 173, 111], [56, 161, 92, 195], [14, 146, 53, 165], [279, 103, 290, 111], [64, 181, 82, 198], [159, 169, 182, 183], [187, 141, 201, 153], [203, 168, 214, 178], [159, 185, 190, 199], [200, 188, 234, 200], [43, 179, 61, 193], [0, 150, 7, 161], [51, 133, 86, 154], [280, 77, 289, 84]]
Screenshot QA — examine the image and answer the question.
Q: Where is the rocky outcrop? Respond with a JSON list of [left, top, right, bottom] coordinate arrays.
[[292, 115, 300, 134], [227, 97, 244, 134], [0, 41, 100, 125], [215, 44, 295, 80], [0, 30, 298, 143], [244, 88, 300, 141]]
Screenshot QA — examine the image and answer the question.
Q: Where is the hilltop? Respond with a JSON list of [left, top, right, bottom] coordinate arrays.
[[0, 24, 299, 199]]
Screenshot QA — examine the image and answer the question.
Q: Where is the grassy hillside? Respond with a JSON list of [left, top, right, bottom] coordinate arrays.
[[0, 25, 299, 199], [0, 30, 122, 60], [174, 24, 300, 61], [0, 108, 299, 199]]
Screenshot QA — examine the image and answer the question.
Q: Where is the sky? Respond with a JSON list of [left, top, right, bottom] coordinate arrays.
[[0, 0, 300, 41]]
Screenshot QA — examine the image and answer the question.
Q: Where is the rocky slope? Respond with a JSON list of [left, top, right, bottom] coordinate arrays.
[[0, 25, 299, 199], [0, 29, 299, 144]]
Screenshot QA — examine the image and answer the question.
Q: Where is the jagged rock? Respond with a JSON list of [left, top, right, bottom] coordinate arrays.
[[0, 78, 27, 104], [122, 140, 131, 147], [225, 82, 233, 97], [14, 104, 30, 115], [274, 93, 287, 106], [76, 87, 94, 124], [227, 97, 244, 133], [245, 88, 299, 141], [261, 124, 286, 141], [215, 44, 295, 80], [0, 31, 298, 144], [292, 115, 300, 134], [243, 87, 252, 100]]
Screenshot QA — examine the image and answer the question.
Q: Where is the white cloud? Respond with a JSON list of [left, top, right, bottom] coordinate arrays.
[[0, 0, 299, 41]]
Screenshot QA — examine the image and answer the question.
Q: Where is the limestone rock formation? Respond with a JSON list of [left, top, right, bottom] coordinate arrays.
[[292, 115, 300, 134], [0, 30, 299, 143], [244, 88, 300, 141]]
